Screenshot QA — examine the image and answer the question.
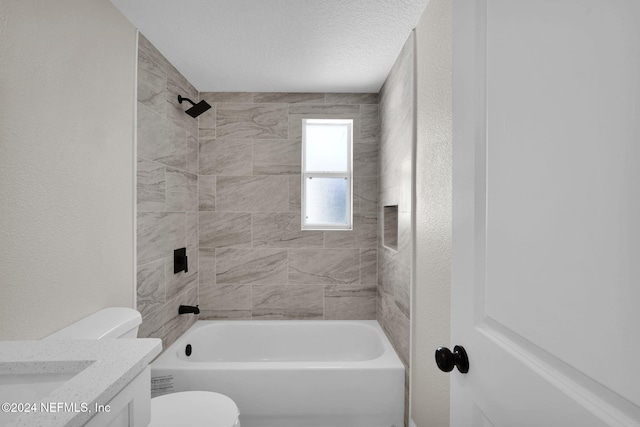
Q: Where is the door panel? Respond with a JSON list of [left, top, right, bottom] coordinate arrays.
[[452, 0, 640, 425]]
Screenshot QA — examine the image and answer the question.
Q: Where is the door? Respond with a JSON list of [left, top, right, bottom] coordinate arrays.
[[451, 0, 640, 426]]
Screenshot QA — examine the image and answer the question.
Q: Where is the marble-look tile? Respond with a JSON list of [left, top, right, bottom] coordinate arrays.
[[252, 212, 323, 248], [139, 33, 197, 102], [393, 212, 411, 267], [134, 129, 166, 172], [136, 259, 165, 318], [137, 49, 166, 116], [360, 105, 380, 141], [379, 50, 413, 167], [163, 284, 198, 349], [404, 371, 410, 427], [136, 33, 204, 355], [376, 288, 384, 324], [165, 124, 189, 168], [289, 175, 301, 212], [325, 212, 377, 249], [136, 102, 165, 159], [216, 176, 288, 212], [378, 252, 410, 318], [186, 213, 199, 291], [137, 33, 157, 53], [254, 93, 325, 104], [289, 104, 361, 116], [199, 247, 216, 286], [289, 249, 360, 285], [380, 34, 413, 102], [137, 159, 165, 212], [137, 103, 186, 170], [325, 93, 379, 105], [165, 254, 198, 301], [172, 76, 198, 107], [165, 167, 197, 212], [183, 285, 199, 335], [378, 289, 410, 367], [166, 68, 197, 106], [216, 248, 288, 285], [394, 272, 410, 320], [186, 133, 198, 174], [138, 34, 173, 81], [137, 212, 186, 265], [216, 103, 288, 139], [288, 105, 360, 140], [378, 181, 400, 209], [354, 176, 378, 214], [199, 309, 252, 320], [187, 212, 198, 249], [164, 190, 190, 213], [138, 305, 166, 340], [324, 285, 376, 320], [200, 284, 252, 311], [198, 175, 216, 211], [198, 104, 217, 139], [166, 77, 199, 137], [353, 142, 379, 177], [199, 139, 252, 176], [377, 34, 414, 369], [201, 92, 254, 104], [252, 285, 323, 320], [360, 249, 377, 285], [253, 139, 301, 175], [185, 242, 199, 279], [380, 136, 412, 188], [378, 251, 400, 293], [199, 212, 251, 248]]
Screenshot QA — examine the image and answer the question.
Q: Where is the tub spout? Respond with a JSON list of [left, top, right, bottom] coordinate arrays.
[[178, 305, 200, 315]]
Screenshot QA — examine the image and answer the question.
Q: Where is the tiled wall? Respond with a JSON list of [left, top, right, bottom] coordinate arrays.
[[134, 32, 409, 419], [136, 34, 200, 347], [196, 92, 379, 320], [378, 33, 414, 425]]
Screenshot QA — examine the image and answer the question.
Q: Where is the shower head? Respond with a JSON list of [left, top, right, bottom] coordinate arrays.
[[177, 95, 211, 118]]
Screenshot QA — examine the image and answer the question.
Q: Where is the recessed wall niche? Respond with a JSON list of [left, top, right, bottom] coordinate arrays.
[[383, 205, 399, 251]]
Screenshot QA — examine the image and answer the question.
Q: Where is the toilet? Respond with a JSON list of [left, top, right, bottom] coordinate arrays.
[[150, 391, 239, 427], [45, 307, 240, 427]]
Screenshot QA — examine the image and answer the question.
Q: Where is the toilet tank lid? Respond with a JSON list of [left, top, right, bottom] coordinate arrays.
[[45, 307, 142, 340]]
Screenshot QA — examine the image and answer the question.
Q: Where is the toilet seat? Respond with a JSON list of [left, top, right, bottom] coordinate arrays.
[[149, 391, 240, 427]]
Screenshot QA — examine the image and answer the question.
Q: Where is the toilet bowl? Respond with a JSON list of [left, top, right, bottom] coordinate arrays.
[[45, 307, 240, 426], [149, 391, 240, 427]]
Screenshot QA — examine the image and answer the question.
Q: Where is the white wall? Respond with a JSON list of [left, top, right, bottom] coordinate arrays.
[[411, 0, 452, 425], [0, 0, 137, 339]]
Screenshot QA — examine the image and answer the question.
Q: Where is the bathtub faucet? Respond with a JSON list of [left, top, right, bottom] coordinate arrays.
[[178, 305, 200, 315]]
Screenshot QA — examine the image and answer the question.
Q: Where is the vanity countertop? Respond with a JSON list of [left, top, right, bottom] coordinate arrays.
[[0, 338, 161, 427]]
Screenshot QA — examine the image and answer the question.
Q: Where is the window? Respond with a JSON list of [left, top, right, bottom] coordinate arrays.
[[301, 119, 353, 230]]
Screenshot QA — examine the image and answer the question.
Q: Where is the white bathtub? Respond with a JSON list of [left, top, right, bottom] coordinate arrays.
[[151, 320, 404, 427]]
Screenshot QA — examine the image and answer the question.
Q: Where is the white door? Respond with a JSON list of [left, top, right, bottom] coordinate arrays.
[[451, 0, 640, 426]]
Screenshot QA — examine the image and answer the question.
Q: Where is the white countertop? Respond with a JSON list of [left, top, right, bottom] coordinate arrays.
[[0, 338, 161, 427]]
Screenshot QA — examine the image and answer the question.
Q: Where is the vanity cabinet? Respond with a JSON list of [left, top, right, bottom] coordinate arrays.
[[85, 367, 151, 427]]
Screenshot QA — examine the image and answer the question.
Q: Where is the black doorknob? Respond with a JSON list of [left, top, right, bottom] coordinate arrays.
[[435, 345, 469, 374]]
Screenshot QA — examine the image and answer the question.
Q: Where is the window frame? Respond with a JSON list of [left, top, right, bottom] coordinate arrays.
[[301, 118, 353, 231]]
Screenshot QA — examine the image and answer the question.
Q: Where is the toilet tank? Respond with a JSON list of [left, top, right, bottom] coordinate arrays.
[[44, 307, 142, 340]]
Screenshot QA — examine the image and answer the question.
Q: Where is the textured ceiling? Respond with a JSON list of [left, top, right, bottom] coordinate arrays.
[[110, 0, 428, 93]]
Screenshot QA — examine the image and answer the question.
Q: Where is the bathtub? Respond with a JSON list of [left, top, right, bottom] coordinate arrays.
[[151, 320, 404, 427]]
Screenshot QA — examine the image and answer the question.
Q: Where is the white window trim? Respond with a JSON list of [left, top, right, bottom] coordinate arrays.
[[301, 118, 353, 230]]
